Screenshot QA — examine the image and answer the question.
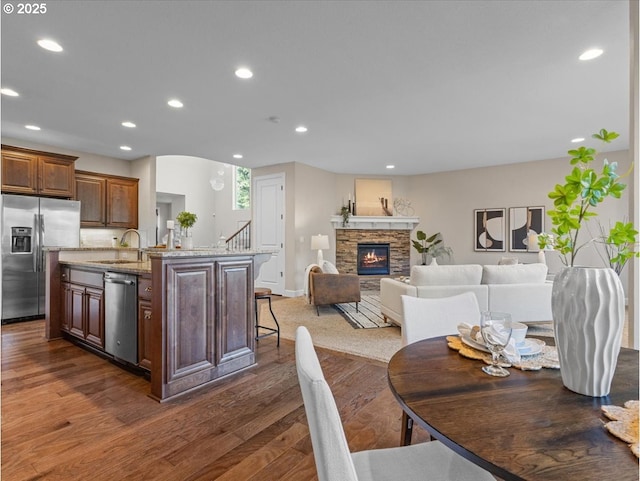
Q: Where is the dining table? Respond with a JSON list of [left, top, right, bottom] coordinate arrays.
[[387, 335, 639, 481]]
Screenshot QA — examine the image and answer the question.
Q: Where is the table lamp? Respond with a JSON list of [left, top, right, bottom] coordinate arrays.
[[311, 234, 330, 265]]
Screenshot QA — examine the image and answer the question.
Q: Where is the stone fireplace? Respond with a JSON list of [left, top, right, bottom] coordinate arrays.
[[332, 215, 419, 290]]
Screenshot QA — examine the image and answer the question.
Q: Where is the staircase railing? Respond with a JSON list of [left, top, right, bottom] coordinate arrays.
[[226, 221, 251, 250]]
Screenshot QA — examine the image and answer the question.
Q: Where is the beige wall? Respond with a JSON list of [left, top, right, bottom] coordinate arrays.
[[407, 150, 632, 276]]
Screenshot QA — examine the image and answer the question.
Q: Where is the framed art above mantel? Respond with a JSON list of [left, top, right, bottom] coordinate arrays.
[[354, 179, 392, 216]]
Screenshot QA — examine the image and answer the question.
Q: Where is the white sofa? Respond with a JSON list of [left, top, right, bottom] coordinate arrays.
[[380, 263, 552, 326]]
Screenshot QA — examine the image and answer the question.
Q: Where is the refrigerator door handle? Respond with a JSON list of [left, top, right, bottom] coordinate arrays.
[[35, 214, 43, 272]]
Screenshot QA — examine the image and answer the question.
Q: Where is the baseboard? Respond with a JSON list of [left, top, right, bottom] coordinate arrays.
[[284, 289, 303, 298]]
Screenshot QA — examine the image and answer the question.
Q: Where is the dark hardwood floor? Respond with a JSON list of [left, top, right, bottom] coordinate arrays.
[[1, 319, 428, 480]]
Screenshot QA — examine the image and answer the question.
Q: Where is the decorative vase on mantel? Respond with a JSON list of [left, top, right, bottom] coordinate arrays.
[[551, 266, 625, 397]]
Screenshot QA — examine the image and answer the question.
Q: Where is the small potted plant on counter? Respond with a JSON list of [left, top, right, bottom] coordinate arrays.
[[176, 211, 197, 249]]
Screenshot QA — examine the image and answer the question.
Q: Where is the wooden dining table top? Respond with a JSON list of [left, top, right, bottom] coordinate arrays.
[[387, 336, 639, 481]]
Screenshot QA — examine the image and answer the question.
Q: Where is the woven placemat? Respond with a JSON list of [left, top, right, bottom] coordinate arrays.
[[601, 400, 639, 458], [446, 335, 559, 370]]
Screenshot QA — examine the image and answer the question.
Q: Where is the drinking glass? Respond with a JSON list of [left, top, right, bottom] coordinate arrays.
[[480, 311, 512, 377]]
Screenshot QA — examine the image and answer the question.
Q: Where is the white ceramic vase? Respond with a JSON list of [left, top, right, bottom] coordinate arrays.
[[551, 267, 625, 397], [182, 232, 194, 250]]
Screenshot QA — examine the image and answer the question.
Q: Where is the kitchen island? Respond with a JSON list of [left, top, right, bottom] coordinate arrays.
[[46, 248, 272, 402]]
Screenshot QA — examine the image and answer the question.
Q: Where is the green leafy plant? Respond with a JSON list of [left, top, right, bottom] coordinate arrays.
[[538, 129, 633, 268], [412, 230, 452, 264], [176, 211, 198, 231], [340, 206, 351, 227], [595, 221, 640, 275]]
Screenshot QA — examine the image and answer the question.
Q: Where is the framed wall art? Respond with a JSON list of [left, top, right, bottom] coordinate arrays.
[[474, 208, 506, 252], [509, 206, 545, 252], [354, 178, 392, 216]]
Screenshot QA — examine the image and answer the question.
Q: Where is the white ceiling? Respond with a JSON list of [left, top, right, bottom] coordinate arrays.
[[0, 0, 630, 175]]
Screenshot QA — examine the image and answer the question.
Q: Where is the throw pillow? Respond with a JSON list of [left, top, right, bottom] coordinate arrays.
[[322, 260, 339, 274]]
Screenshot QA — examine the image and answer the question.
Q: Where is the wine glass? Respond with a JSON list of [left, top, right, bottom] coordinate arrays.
[[480, 311, 512, 377]]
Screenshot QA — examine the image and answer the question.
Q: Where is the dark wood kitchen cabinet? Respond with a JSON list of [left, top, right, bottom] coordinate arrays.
[[74, 172, 106, 226], [61, 268, 104, 349], [1, 145, 77, 197], [75, 170, 138, 228], [137, 275, 153, 370], [149, 255, 256, 401]]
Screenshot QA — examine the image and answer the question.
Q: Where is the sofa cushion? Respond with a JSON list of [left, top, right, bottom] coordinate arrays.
[[410, 264, 483, 286], [481, 263, 547, 284]]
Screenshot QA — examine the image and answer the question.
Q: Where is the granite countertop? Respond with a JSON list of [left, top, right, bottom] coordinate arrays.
[[145, 248, 272, 258], [58, 248, 273, 275], [60, 259, 152, 274]]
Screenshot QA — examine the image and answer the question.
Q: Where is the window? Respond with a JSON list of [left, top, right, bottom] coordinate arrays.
[[234, 166, 251, 210]]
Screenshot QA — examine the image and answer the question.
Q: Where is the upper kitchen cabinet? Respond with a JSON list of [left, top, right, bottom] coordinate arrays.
[[1, 145, 77, 198], [75, 170, 138, 228]]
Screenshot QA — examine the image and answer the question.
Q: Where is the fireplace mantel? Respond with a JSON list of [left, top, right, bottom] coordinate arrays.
[[330, 215, 419, 230]]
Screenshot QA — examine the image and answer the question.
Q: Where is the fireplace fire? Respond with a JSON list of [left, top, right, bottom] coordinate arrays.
[[357, 243, 390, 275]]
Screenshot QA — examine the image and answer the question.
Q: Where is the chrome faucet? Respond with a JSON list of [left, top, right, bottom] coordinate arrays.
[[120, 229, 141, 248]]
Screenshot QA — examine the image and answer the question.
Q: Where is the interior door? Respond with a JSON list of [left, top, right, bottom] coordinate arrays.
[[253, 173, 285, 295]]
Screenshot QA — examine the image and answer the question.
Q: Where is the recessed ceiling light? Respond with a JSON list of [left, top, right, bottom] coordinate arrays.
[[121, 121, 136, 128], [167, 99, 183, 108], [579, 48, 603, 61], [1, 88, 19, 97], [235, 67, 253, 79], [25, 125, 41, 131], [295, 126, 308, 133], [571, 137, 585, 143], [233, 154, 243, 159], [37, 39, 63, 52], [120, 145, 132, 151], [386, 165, 395, 169]]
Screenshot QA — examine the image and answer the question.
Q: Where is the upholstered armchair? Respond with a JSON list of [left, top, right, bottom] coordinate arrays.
[[308, 265, 361, 315]]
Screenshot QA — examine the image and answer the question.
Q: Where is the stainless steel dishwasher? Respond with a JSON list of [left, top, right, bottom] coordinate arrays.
[[104, 271, 138, 364]]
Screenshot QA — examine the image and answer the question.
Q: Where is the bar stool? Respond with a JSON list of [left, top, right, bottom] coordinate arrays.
[[254, 287, 280, 346]]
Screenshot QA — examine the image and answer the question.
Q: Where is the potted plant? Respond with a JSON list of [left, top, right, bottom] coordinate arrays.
[[412, 230, 453, 265], [340, 205, 351, 227], [176, 211, 197, 249], [539, 129, 634, 397]]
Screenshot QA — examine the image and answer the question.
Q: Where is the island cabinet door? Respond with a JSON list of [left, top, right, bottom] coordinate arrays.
[[215, 257, 255, 372], [163, 260, 217, 389]]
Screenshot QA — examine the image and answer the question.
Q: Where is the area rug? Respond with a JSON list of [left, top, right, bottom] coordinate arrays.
[[260, 296, 402, 363], [332, 294, 392, 329]]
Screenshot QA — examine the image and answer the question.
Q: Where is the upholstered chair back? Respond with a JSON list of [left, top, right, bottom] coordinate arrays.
[[295, 326, 359, 481], [401, 292, 481, 346]]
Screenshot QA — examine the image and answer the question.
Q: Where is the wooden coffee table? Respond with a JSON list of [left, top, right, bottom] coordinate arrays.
[[387, 336, 639, 480]]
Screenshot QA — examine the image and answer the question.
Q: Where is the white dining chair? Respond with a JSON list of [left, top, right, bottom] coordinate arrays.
[[399, 292, 482, 445], [295, 326, 495, 481], [401, 292, 481, 346]]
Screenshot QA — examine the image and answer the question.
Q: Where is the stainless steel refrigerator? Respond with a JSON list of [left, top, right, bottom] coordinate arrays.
[[1, 194, 80, 322]]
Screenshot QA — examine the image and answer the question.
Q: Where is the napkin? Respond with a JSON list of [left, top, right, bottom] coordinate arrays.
[[457, 323, 521, 363]]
